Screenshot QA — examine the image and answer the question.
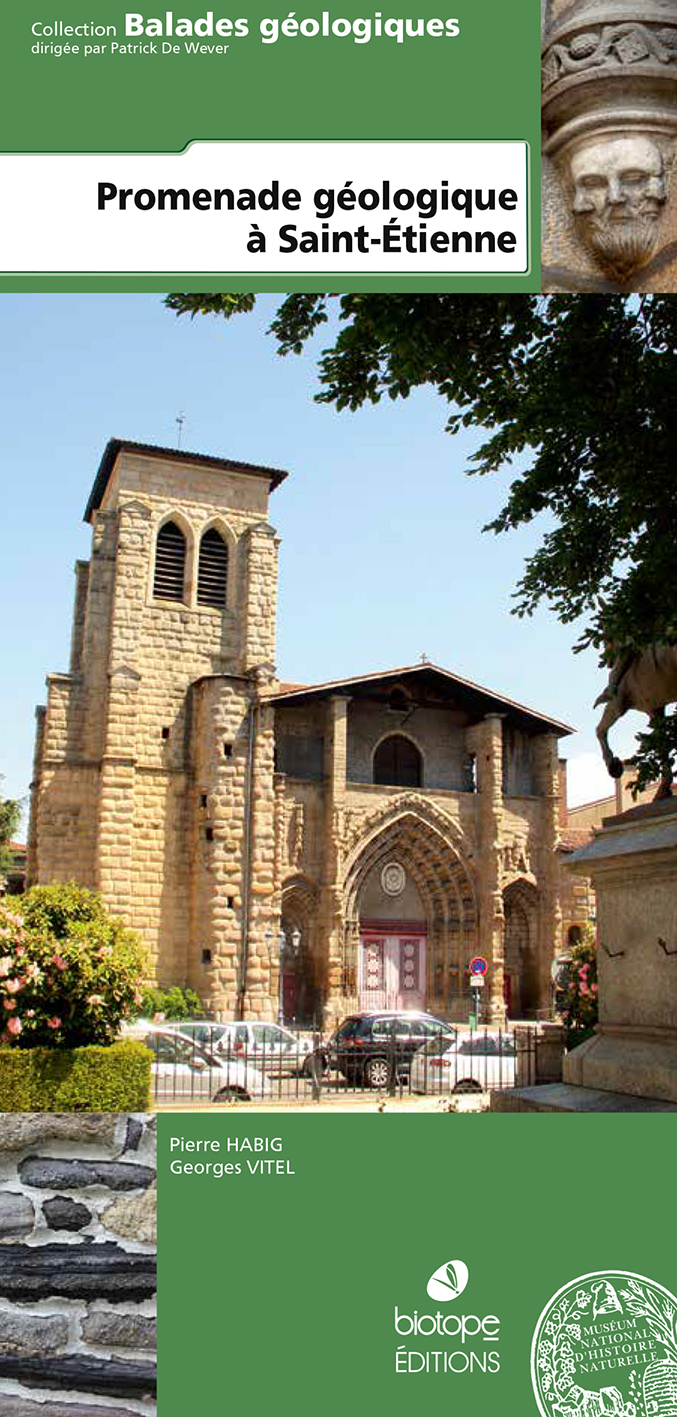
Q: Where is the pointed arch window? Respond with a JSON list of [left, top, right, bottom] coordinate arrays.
[[373, 734, 422, 788], [197, 527, 229, 608], [153, 521, 186, 601]]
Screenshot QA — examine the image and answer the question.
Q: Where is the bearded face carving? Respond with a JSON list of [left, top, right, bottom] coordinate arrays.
[[569, 135, 667, 279]]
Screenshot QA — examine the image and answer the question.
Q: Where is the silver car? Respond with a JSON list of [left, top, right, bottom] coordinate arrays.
[[134, 1027, 273, 1102], [207, 1021, 315, 1076]]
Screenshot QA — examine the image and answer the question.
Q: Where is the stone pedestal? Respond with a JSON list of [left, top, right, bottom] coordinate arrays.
[[565, 798, 677, 1103]]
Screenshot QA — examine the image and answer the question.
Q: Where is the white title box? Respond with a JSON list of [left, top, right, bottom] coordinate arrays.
[[0, 141, 529, 273]]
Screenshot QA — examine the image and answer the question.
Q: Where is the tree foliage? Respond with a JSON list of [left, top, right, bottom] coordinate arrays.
[[166, 293, 677, 785], [0, 780, 21, 882]]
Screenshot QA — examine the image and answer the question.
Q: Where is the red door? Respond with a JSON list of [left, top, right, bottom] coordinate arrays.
[[359, 934, 427, 1011]]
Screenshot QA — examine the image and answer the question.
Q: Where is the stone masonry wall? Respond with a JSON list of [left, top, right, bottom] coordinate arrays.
[[31, 446, 282, 992], [0, 1113, 156, 1417]]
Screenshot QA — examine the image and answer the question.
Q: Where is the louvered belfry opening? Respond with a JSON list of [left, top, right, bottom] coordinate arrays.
[[197, 527, 228, 608], [373, 734, 422, 788], [153, 521, 186, 601]]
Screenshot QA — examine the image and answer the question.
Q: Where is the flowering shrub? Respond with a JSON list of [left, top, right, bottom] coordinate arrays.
[[561, 923, 598, 1049], [0, 883, 148, 1049]]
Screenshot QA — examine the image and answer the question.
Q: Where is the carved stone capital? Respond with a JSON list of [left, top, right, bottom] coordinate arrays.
[[542, 2, 677, 279]]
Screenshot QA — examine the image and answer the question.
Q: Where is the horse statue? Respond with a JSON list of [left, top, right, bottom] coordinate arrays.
[[595, 643, 677, 788]]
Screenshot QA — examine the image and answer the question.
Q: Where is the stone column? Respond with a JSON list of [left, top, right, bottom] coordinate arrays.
[[533, 732, 563, 1012], [189, 678, 250, 1015], [241, 523, 280, 671], [95, 503, 151, 917], [318, 696, 350, 1024], [245, 699, 279, 1017], [468, 715, 506, 1025]]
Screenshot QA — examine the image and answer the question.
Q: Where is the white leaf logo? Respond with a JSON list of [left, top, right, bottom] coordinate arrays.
[[427, 1259, 469, 1303]]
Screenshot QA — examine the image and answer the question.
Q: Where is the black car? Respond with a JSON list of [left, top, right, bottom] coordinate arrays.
[[316, 1012, 457, 1089]]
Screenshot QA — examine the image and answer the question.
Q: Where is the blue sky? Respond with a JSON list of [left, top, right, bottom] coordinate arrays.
[[0, 293, 640, 826]]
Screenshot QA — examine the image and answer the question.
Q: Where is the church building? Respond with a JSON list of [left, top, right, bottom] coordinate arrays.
[[28, 439, 576, 1026]]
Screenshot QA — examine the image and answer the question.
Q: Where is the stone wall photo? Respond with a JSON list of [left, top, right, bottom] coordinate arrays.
[[0, 1113, 157, 1417]]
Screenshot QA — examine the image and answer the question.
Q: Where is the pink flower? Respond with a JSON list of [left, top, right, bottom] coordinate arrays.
[[87, 995, 103, 1007], [97, 946, 113, 960], [25, 1009, 35, 1018], [579, 983, 589, 996], [578, 965, 590, 978], [4, 979, 22, 994], [591, 984, 597, 994], [3, 999, 16, 1011], [47, 1017, 61, 1030], [6, 1017, 22, 1036], [52, 956, 67, 972]]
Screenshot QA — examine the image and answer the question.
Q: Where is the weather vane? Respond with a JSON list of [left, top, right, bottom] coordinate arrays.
[[175, 412, 185, 449]]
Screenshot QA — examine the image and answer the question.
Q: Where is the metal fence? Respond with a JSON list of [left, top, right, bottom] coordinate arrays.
[[135, 1022, 539, 1105]]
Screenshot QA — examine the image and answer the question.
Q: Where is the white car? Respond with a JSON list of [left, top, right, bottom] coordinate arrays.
[[132, 1027, 273, 1102], [409, 1030, 517, 1094], [194, 1021, 315, 1077]]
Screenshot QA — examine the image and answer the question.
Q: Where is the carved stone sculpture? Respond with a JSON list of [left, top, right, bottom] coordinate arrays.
[[569, 132, 667, 275], [542, 1, 677, 288]]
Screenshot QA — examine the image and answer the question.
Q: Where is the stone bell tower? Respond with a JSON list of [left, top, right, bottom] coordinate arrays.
[[28, 438, 289, 1017]]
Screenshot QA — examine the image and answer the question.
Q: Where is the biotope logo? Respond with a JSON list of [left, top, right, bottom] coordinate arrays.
[[427, 1259, 469, 1302], [394, 1259, 501, 1375], [531, 1269, 677, 1417]]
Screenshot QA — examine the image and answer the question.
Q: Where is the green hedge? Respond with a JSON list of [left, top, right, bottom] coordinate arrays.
[[0, 1041, 152, 1112]]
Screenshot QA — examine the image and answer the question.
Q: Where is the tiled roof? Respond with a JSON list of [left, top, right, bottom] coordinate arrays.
[[268, 661, 573, 735], [85, 438, 289, 522]]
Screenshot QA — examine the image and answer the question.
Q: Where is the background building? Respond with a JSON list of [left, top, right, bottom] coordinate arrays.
[[29, 439, 584, 1025]]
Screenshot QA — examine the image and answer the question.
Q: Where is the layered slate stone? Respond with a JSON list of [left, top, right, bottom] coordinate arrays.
[[42, 1197, 92, 1232], [19, 1158, 155, 1191], [0, 1192, 34, 1238], [123, 1117, 143, 1152], [0, 1355, 156, 1400], [82, 1313, 157, 1350], [0, 1312, 68, 1357], [0, 1243, 156, 1303], [0, 1403, 143, 1417]]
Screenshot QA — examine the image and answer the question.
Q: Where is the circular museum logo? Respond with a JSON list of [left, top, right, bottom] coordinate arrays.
[[531, 1270, 677, 1417]]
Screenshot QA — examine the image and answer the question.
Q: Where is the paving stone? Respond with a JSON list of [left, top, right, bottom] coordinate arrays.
[[19, 1158, 155, 1191], [0, 1401, 141, 1417], [42, 1197, 92, 1232], [123, 1117, 143, 1153], [0, 1354, 156, 1399], [82, 1312, 156, 1350], [0, 1192, 35, 1238], [0, 1116, 118, 1152], [103, 1183, 156, 1245], [0, 1243, 156, 1303], [0, 1312, 68, 1357]]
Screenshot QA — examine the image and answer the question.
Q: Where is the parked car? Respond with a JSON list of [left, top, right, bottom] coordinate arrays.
[[410, 1029, 517, 1094], [159, 1020, 234, 1052], [153, 1019, 315, 1076], [314, 1012, 457, 1089], [199, 1021, 316, 1077], [131, 1027, 273, 1102]]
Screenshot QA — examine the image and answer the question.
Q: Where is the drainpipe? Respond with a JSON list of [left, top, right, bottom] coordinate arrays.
[[237, 692, 258, 1019]]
